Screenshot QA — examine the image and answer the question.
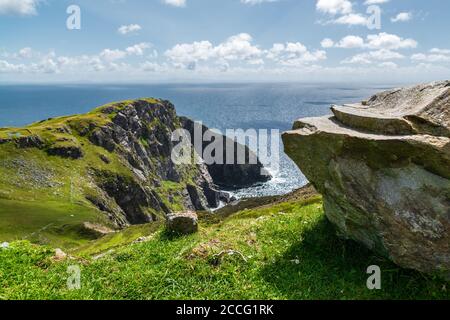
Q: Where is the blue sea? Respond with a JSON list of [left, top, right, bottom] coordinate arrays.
[[0, 83, 392, 198]]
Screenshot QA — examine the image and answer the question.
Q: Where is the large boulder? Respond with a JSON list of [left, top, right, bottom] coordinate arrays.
[[283, 81, 450, 278], [166, 212, 199, 235]]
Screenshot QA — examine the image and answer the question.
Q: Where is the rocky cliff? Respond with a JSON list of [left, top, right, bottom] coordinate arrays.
[[0, 98, 269, 234], [283, 81, 450, 278]]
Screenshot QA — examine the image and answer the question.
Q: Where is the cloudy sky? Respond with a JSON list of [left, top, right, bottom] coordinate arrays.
[[0, 0, 449, 83]]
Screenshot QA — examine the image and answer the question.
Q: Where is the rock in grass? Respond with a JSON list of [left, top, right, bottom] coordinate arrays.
[[53, 248, 67, 261], [1, 242, 9, 249], [166, 212, 199, 235], [283, 81, 450, 279]]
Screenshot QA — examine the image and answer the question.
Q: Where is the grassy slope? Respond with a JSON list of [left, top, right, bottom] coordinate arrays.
[[1, 196, 448, 300], [0, 98, 194, 248]]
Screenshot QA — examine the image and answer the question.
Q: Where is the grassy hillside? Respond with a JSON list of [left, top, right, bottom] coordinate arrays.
[[1, 194, 448, 300], [0, 98, 207, 248]]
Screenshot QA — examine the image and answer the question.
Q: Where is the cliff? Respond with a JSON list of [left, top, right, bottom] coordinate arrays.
[[283, 81, 450, 278], [0, 98, 269, 246]]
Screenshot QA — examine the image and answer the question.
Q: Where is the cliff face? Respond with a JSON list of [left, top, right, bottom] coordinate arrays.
[[180, 117, 271, 188], [283, 81, 450, 278], [0, 98, 269, 234]]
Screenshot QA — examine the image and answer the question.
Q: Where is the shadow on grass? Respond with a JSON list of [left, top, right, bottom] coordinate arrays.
[[260, 216, 448, 300]]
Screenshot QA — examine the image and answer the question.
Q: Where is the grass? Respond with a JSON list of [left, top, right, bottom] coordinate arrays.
[[1, 196, 448, 300], [0, 199, 110, 249]]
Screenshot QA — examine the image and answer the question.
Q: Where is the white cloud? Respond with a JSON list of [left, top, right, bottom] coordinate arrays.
[[214, 33, 262, 62], [366, 33, 417, 50], [391, 12, 412, 23], [99, 49, 127, 62], [364, 0, 389, 5], [126, 43, 151, 56], [332, 33, 418, 50], [316, 0, 352, 15], [118, 24, 142, 35], [0, 60, 25, 73], [165, 33, 263, 68], [163, 0, 186, 7], [342, 49, 404, 64], [430, 48, 450, 55], [0, 0, 40, 16], [411, 50, 450, 63], [165, 41, 214, 68], [336, 35, 365, 48], [141, 61, 165, 72], [267, 42, 327, 66], [333, 13, 368, 26], [321, 38, 334, 48], [17, 47, 33, 59]]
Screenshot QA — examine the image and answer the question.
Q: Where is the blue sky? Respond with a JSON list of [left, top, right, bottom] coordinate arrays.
[[0, 0, 449, 83]]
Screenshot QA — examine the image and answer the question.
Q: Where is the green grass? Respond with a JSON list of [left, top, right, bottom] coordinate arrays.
[[1, 196, 448, 300], [0, 199, 110, 249]]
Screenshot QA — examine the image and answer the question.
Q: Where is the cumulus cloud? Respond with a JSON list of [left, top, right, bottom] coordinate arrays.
[[366, 33, 417, 50], [118, 24, 142, 35], [316, 0, 386, 27], [364, 0, 389, 5], [316, 0, 352, 15], [342, 49, 404, 64], [126, 43, 151, 56], [411, 48, 450, 63], [321, 38, 335, 48], [333, 13, 368, 26], [163, 0, 186, 7], [99, 49, 127, 62], [331, 33, 418, 50], [165, 33, 263, 69], [335, 35, 365, 48], [0, 0, 40, 16], [267, 42, 327, 66], [0, 60, 25, 73], [391, 12, 412, 23]]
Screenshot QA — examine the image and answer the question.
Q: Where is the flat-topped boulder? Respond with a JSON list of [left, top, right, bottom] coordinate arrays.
[[283, 81, 450, 279], [331, 81, 450, 137]]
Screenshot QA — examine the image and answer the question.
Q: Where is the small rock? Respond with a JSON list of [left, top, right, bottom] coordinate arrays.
[[1, 242, 9, 249], [133, 236, 149, 244], [166, 212, 198, 235], [54, 248, 67, 261], [82, 222, 115, 238]]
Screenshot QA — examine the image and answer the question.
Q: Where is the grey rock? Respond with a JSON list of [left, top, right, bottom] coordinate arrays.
[[166, 212, 199, 235], [283, 81, 450, 278], [180, 117, 271, 188]]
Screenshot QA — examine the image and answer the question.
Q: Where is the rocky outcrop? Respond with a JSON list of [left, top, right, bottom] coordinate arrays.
[[180, 117, 271, 188], [81, 100, 238, 224], [283, 81, 450, 278]]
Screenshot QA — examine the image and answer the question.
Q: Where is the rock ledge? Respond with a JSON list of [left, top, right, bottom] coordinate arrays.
[[283, 81, 450, 278]]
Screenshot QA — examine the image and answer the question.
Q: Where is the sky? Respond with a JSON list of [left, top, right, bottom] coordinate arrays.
[[0, 0, 449, 83]]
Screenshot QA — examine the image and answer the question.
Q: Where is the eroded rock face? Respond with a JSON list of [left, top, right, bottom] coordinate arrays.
[[180, 117, 271, 188], [283, 81, 450, 278]]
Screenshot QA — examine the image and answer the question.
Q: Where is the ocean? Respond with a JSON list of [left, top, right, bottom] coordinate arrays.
[[0, 83, 392, 198]]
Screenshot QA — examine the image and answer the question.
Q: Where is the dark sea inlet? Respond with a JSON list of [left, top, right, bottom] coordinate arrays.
[[0, 83, 390, 198]]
